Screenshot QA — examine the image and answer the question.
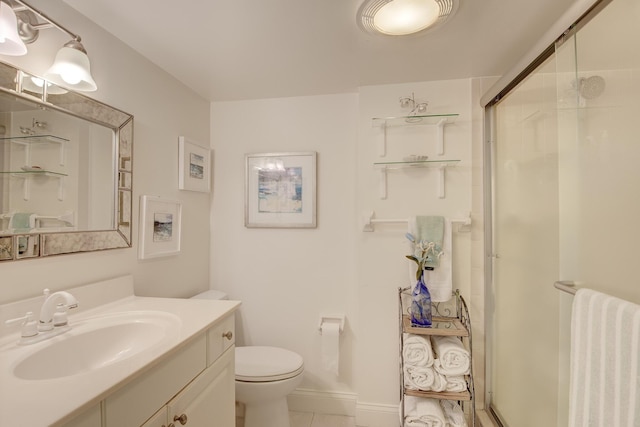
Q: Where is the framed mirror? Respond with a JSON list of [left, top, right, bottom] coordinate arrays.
[[0, 61, 133, 260]]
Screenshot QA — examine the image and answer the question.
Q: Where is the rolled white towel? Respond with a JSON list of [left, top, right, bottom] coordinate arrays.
[[432, 336, 470, 376], [404, 396, 446, 427], [439, 400, 467, 427], [404, 365, 447, 392], [445, 375, 467, 392], [403, 333, 434, 367]]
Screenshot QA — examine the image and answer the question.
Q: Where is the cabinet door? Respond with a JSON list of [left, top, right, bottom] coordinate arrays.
[[167, 346, 235, 427], [60, 404, 101, 427], [141, 407, 168, 427], [105, 335, 207, 426]]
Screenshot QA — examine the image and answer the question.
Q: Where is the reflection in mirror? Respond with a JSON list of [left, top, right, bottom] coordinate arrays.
[[0, 62, 133, 260]]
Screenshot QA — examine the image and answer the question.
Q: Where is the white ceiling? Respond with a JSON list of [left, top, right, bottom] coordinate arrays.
[[62, 0, 577, 102]]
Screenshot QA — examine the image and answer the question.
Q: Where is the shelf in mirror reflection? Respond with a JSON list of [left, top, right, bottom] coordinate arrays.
[[0, 134, 69, 144], [1, 170, 67, 177]]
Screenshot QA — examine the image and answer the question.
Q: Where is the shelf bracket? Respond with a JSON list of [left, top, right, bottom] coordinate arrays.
[[378, 122, 386, 157], [436, 118, 446, 155], [379, 168, 387, 200], [438, 166, 446, 199], [58, 176, 64, 201], [22, 176, 29, 201]]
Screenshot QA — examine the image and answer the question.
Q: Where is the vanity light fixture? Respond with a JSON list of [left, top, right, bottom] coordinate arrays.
[[0, 0, 97, 91], [44, 38, 97, 92], [357, 0, 458, 36], [0, 1, 27, 55]]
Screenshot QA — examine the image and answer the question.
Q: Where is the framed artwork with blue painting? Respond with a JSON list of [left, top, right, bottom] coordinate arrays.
[[138, 195, 182, 259], [178, 136, 211, 192], [245, 152, 317, 228]]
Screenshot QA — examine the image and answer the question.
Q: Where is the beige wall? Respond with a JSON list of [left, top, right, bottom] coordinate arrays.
[[0, 0, 211, 304], [210, 79, 479, 425]]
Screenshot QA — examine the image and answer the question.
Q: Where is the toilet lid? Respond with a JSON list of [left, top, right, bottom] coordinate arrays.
[[235, 346, 304, 382]]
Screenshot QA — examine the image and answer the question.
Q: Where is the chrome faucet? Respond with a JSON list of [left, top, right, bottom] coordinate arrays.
[[38, 289, 78, 331]]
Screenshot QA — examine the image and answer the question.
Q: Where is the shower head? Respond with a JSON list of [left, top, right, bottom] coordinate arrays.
[[578, 75, 606, 99]]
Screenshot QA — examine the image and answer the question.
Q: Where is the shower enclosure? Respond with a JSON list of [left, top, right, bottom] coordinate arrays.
[[484, 0, 640, 425]]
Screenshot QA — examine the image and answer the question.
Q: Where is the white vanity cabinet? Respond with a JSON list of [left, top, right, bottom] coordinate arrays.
[[62, 313, 236, 427], [142, 348, 235, 427]]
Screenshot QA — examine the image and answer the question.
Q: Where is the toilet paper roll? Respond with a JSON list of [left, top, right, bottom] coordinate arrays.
[[321, 321, 340, 376]]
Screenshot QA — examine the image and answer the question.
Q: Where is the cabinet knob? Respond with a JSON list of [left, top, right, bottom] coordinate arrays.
[[174, 413, 188, 425], [222, 331, 233, 340]]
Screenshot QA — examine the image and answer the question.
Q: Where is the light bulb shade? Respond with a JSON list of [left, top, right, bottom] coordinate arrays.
[[0, 2, 27, 55], [44, 41, 97, 92], [357, 0, 458, 36], [21, 74, 67, 96]]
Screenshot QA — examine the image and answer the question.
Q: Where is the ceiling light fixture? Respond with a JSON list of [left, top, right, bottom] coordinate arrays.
[[0, 0, 97, 91], [357, 0, 458, 36]]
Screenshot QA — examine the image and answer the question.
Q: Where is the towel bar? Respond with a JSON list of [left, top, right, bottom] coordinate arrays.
[[362, 210, 471, 232], [554, 281, 577, 295]]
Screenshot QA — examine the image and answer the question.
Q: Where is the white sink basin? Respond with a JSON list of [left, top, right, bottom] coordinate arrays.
[[13, 311, 181, 380]]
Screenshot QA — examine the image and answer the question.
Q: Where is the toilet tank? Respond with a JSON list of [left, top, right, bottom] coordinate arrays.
[[191, 290, 228, 300]]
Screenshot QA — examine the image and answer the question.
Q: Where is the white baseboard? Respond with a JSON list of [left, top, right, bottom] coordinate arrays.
[[355, 402, 399, 427], [287, 389, 400, 426], [287, 388, 357, 416]]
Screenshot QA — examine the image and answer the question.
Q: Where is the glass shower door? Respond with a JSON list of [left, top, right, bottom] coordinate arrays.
[[489, 0, 640, 424], [490, 54, 561, 427]]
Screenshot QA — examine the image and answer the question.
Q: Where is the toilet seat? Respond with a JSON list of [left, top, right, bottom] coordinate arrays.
[[235, 346, 304, 382]]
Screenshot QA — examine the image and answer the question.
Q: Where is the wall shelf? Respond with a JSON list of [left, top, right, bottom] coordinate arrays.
[[373, 160, 459, 200], [0, 134, 69, 166], [372, 113, 458, 157], [0, 170, 67, 201]]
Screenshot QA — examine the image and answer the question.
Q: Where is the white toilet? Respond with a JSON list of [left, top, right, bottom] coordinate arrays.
[[191, 290, 304, 427]]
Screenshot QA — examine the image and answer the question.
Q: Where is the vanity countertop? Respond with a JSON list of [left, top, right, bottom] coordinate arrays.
[[0, 277, 240, 426]]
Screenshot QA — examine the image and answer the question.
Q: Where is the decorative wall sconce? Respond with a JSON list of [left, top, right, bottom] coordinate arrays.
[[400, 92, 428, 117], [0, 0, 97, 91]]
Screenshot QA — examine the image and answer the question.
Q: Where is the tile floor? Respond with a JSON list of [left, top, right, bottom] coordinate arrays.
[[290, 411, 357, 427], [236, 411, 357, 427]]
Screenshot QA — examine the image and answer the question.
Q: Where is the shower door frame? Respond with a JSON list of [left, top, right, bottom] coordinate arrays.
[[481, 0, 613, 425]]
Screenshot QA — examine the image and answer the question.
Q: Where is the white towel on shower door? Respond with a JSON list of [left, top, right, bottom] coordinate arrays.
[[569, 288, 640, 427]]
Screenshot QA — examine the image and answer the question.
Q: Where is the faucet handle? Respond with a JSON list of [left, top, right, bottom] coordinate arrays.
[[5, 311, 38, 337], [53, 304, 69, 327]]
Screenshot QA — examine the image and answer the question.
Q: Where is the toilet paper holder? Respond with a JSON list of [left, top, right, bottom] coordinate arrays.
[[318, 314, 345, 334]]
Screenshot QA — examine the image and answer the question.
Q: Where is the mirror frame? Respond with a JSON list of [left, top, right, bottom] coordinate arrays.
[[0, 61, 133, 260]]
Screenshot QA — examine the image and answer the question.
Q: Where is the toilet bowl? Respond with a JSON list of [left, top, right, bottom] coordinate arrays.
[[236, 346, 304, 427], [191, 290, 304, 427]]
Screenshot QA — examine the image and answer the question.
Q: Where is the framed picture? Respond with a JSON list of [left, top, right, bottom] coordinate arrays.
[[138, 195, 182, 259], [245, 151, 317, 228], [178, 136, 211, 192]]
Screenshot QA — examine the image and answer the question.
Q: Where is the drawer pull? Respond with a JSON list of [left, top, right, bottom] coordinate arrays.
[[174, 413, 188, 425], [222, 331, 233, 340]]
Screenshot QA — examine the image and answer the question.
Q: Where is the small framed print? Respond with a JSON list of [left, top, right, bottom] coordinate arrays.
[[138, 195, 182, 259], [245, 151, 317, 228], [179, 136, 211, 192]]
